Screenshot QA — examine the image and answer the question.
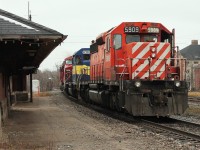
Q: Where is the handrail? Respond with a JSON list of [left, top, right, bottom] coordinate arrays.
[[115, 58, 128, 91]]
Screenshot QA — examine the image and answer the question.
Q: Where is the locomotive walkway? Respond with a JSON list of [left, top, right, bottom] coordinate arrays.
[[0, 91, 194, 149]]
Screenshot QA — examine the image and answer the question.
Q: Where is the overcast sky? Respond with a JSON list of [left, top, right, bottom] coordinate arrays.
[[1, 0, 200, 70]]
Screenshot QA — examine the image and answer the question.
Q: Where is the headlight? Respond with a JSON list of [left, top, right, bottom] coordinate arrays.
[[151, 53, 156, 58], [135, 81, 141, 87], [175, 81, 181, 87], [151, 47, 156, 52]]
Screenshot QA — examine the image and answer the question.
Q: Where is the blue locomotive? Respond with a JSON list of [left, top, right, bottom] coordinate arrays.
[[65, 48, 90, 98]]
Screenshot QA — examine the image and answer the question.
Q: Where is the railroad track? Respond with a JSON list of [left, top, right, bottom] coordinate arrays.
[[87, 104, 200, 148], [140, 118, 200, 148], [63, 93, 200, 148], [89, 105, 200, 147], [188, 97, 200, 103]]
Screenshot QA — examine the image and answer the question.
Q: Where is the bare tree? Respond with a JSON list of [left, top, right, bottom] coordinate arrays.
[[32, 67, 60, 92]]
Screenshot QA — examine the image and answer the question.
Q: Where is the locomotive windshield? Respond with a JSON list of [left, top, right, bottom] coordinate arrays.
[[83, 54, 90, 60], [126, 35, 140, 43], [74, 55, 82, 65], [125, 34, 157, 44], [143, 35, 157, 42], [65, 60, 72, 65]]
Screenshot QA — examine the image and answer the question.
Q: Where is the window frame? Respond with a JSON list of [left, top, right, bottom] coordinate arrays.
[[113, 34, 122, 50], [106, 37, 110, 51]]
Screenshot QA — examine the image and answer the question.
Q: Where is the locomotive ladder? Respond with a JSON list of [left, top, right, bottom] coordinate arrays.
[[116, 58, 129, 91]]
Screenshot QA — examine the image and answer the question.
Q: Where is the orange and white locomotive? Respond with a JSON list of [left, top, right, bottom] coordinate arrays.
[[87, 22, 188, 116]]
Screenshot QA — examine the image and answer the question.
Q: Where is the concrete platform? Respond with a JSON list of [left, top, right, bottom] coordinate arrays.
[[0, 91, 186, 150]]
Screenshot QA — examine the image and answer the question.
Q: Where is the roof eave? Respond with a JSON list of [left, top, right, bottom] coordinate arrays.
[[0, 34, 67, 40]]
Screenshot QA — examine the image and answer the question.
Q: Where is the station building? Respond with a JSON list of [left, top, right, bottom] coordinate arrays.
[[0, 9, 66, 127], [180, 40, 200, 91]]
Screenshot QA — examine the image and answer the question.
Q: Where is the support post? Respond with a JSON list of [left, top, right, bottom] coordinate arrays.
[[30, 73, 33, 102]]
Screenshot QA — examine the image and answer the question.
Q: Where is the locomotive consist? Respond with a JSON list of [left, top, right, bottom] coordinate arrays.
[[60, 22, 188, 116]]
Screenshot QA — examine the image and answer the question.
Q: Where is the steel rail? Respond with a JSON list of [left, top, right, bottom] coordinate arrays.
[[140, 119, 200, 142]]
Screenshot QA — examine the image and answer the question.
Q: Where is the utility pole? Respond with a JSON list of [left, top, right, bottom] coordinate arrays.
[[28, 1, 32, 21]]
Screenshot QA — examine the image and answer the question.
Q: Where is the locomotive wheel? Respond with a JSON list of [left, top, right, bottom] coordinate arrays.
[[115, 100, 122, 112], [109, 94, 116, 110], [65, 85, 69, 95], [71, 86, 78, 99], [85, 89, 90, 103], [114, 94, 122, 111], [109, 98, 115, 109]]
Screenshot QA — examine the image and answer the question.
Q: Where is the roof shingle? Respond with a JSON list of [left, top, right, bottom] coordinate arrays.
[[0, 8, 62, 36], [0, 8, 67, 73], [180, 45, 200, 60]]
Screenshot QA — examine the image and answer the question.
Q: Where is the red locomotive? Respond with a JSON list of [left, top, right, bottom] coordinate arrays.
[[88, 22, 188, 116], [64, 22, 188, 117], [60, 56, 72, 91]]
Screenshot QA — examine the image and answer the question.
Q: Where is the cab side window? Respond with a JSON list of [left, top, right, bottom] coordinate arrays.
[[161, 30, 170, 43], [75, 55, 82, 65], [113, 34, 122, 50]]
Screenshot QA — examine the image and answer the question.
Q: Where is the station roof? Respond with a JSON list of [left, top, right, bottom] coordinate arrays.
[[0, 8, 67, 74], [180, 44, 200, 60]]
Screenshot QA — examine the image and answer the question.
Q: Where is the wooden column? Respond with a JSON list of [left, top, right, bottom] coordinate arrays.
[[30, 73, 33, 102]]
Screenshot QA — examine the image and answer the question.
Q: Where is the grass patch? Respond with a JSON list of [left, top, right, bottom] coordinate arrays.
[[0, 142, 54, 150], [188, 91, 200, 97], [184, 105, 200, 116], [185, 92, 200, 117], [33, 92, 52, 97]]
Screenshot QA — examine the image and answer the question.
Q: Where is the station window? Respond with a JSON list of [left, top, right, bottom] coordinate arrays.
[[126, 35, 140, 43], [113, 34, 122, 50]]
